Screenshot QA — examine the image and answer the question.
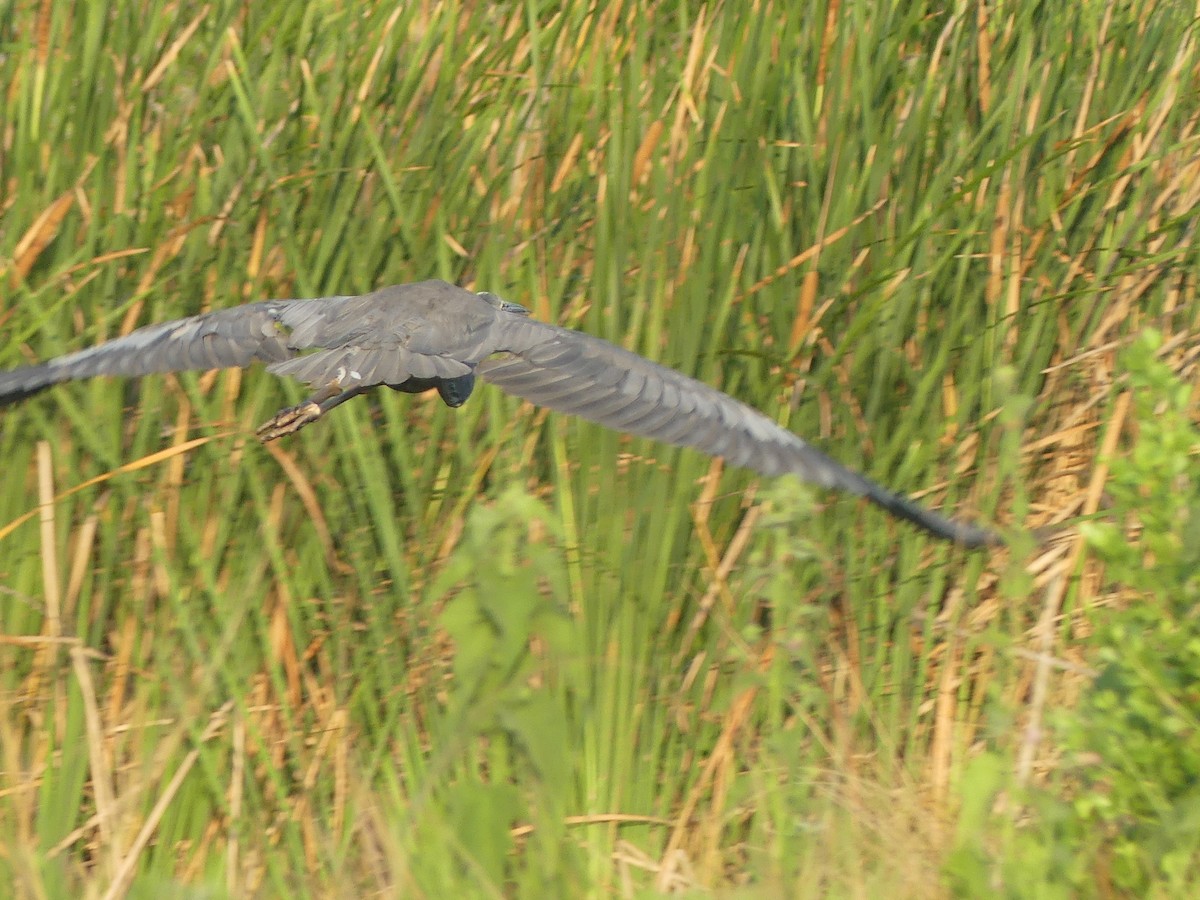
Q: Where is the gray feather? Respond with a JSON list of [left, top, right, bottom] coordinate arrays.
[[0, 280, 999, 546], [0, 301, 298, 404], [477, 321, 832, 483], [478, 317, 999, 547]]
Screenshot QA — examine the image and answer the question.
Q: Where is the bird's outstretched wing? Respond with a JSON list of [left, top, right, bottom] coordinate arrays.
[[0, 286, 475, 404], [479, 317, 999, 547], [0, 301, 310, 406]]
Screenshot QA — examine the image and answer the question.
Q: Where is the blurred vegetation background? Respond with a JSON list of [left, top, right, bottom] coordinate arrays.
[[2, 1, 1199, 896]]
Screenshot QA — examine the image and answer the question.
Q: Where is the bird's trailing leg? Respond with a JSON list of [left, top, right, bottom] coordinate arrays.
[[256, 381, 368, 442]]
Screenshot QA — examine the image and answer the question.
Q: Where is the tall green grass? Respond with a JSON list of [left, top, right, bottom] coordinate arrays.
[[2, 1, 1199, 895]]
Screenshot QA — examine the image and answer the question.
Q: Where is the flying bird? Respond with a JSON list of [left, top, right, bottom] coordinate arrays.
[[0, 280, 999, 546]]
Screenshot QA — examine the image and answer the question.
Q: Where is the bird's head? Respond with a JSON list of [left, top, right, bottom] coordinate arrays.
[[477, 291, 531, 316]]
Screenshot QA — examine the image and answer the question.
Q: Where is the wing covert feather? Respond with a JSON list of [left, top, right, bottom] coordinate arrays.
[[478, 319, 830, 480]]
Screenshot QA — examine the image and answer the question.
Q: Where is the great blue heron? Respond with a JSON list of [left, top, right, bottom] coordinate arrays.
[[0, 280, 1000, 546]]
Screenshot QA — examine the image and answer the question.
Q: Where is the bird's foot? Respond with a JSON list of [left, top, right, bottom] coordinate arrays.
[[256, 401, 323, 442]]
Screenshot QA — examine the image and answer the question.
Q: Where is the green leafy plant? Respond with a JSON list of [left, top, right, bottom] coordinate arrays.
[[946, 331, 1200, 897], [1065, 330, 1200, 893], [422, 486, 584, 891]]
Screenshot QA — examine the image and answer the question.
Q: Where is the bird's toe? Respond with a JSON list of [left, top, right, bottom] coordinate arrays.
[[256, 401, 322, 442]]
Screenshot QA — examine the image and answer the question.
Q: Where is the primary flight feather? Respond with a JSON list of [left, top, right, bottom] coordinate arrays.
[[0, 280, 999, 547]]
